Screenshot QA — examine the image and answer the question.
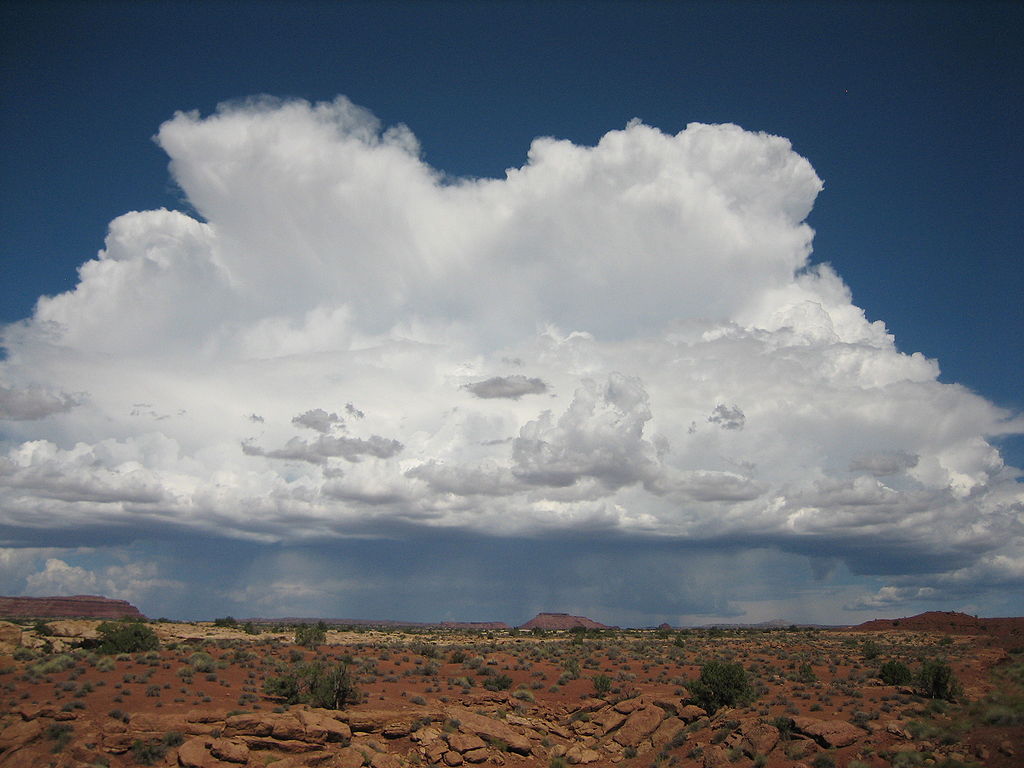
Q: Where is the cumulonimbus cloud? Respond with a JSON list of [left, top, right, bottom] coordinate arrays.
[[0, 96, 1021, 611]]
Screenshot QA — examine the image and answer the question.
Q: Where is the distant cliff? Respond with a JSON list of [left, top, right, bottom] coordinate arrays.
[[0, 595, 145, 620]]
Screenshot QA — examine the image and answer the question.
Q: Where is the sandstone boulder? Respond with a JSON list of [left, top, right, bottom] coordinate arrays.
[[613, 696, 644, 714], [677, 705, 707, 723], [595, 710, 626, 735], [208, 737, 250, 763], [791, 717, 862, 748], [296, 708, 352, 743], [370, 751, 403, 768], [738, 721, 779, 756], [612, 705, 664, 747], [565, 744, 601, 764], [448, 733, 486, 753]]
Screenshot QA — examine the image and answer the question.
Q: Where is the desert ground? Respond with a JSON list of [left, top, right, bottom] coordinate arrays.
[[0, 615, 1021, 768]]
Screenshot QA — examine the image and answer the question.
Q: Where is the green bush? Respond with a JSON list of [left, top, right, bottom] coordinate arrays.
[[592, 673, 612, 696], [688, 661, 755, 714], [263, 660, 358, 709], [294, 622, 327, 648], [915, 658, 962, 702], [95, 620, 159, 654], [878, 660, 912, 686]]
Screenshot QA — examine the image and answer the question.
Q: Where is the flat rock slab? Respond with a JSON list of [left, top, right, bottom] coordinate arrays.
[[446, 707, 532, 755], [612, 705, 665, 747], [792, 717, 863, 748]]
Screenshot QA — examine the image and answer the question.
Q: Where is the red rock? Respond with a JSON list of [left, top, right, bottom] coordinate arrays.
[[612, 705, 665, 747], [463, 747, 489, 763], [208, 737, 249, 763], [0, 594, 144, 619], [650, 717, 686, 745], [370, 752, 403, 768], [677, 705, 707, 723], [448, 733, 486, 753], [613, 696, 644, 714], [0, 719, 42, 751], [565, 744, 601, 764], [296, 708, 352, 743], [444, 750, 465, 766], [791, 717, 862, 748], [738, 721, 779, 756], [595, 710, 626, 734], [447, 706, 532, 755], [336, 746, 368, 768]]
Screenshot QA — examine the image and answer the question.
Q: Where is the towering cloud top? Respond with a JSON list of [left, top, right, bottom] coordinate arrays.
[[0, 97, 1020, 614]]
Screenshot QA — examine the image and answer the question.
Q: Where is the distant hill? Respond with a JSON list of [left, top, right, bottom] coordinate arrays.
[[849, 610, 1024, 649], [519, 612, 609, 630], [0, 594, 145, 620]]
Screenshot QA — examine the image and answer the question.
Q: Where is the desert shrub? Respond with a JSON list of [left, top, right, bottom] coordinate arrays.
[[189, 652, 215, 672], [130, 738, 166, 765], [688, 661, 755, 714], [213, 616, 237, 627], [811, 754, 835, 768], [879, 660, 912, 686], [295, 622, 327, 648], [33, 654, 76, 674], [95, 620, 159, 654], [915, 658, 962, 702], [45, 722, 73, 752], [592, 673, 612, 696], [795, 663, 817, 683], [263, 660, 358, 709], [484, 673, 513, 691]]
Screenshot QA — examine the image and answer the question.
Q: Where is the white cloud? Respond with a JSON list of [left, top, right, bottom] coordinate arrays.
[[0, 96, 1021, 617]]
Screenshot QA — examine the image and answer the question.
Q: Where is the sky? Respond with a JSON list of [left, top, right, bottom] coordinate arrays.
[[1, 0, 1022, 626]]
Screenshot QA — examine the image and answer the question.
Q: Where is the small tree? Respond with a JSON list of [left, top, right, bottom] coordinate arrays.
[[592, 674, 612, 696], [689, 660, 755, 714], [915, 658, 962, 701], [878, 660, 912, 686], [95, 620, 159, 654]]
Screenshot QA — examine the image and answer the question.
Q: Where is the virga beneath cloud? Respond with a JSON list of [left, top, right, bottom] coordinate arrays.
[[1, 96, 1021, 615]]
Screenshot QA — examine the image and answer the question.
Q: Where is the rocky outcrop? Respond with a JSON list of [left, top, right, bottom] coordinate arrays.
[[0, 594, 144, 619], [519, 613, 608, 630]]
